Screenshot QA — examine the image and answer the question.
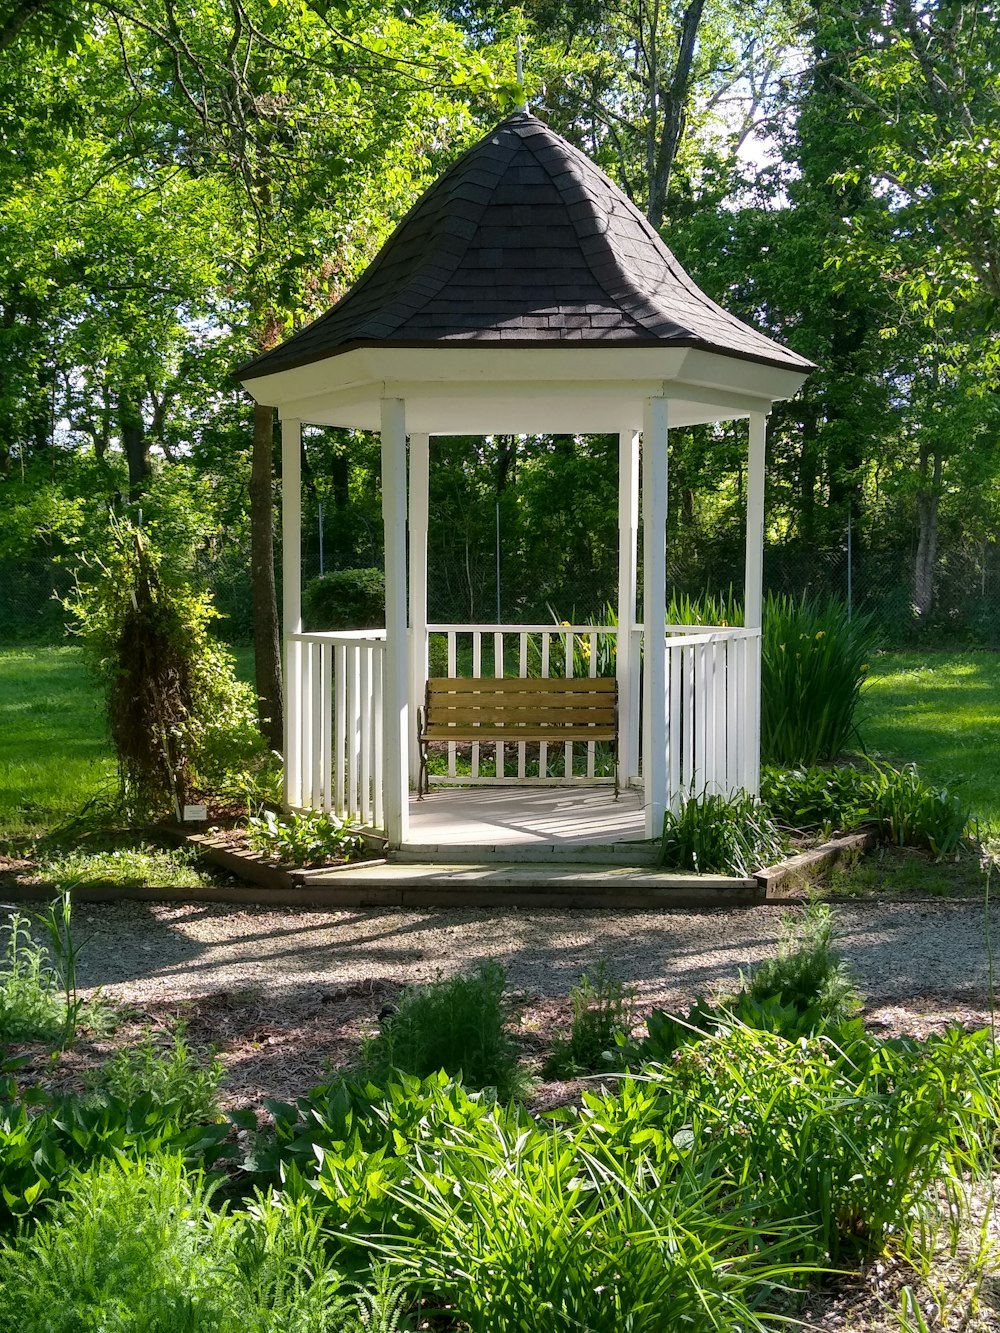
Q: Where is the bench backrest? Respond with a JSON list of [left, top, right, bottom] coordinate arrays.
[[423, 676, 617, 736]]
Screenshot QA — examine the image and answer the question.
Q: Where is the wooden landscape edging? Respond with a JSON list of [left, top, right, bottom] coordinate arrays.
[[0, 825, 936, 913], [756, 828, 880, 902]]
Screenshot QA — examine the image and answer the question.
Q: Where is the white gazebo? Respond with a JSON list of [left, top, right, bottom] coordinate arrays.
[[237, 111, 813, 850]]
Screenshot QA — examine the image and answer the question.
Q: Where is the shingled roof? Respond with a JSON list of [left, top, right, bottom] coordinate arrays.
[[237, 111, 812, 380]]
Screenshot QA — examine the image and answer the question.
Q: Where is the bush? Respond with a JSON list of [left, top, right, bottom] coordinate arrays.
[[761, 764, 876, 834], [868, 760, 973, 859], [745, 901, 862, 1025], [247, 809, 363, 866], [303, 568, 385, 631], [0, 1154, 360, 1332], [0, 913, 66, 1045], [65, 517, 265, 816], [658, 789, 786, 876], [88, 1024, 223, 1128], [543, 963, 634, 1078], [360, 963, 522, 1100], [761, 593, 876, 766]]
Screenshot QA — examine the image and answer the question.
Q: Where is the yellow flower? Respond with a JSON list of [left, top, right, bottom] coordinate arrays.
[[560, 620, 571, 627], [815, 630, 825, 639]]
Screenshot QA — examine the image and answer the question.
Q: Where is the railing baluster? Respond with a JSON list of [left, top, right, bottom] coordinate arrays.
[[669, 637, 688, 810], [539, 632, 550, 778], [494, 630, 504, 777], [563, 630, 573, 779], [373, 650, 384, 828], [447, 632, 457, 778], [359, 646, 371, 826], [518, 632, 528, 780], [471, 631, 482, 780]]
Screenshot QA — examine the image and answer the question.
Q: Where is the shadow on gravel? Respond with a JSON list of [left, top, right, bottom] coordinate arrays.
[[61, 896, 999, 1011]]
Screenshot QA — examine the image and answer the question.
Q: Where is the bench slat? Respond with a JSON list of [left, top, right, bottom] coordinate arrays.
[[432, 705, 616, 724], [427, 676, 614, 695], [424, 725, 617, 741]]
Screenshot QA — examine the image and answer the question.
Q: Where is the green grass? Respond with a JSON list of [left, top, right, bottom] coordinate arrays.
[[860, 651, 1000, 830], [0, 647, 115, 837]]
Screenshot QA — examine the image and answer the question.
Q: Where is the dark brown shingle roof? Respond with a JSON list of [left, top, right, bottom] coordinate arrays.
[[237, 111, 812, 379]]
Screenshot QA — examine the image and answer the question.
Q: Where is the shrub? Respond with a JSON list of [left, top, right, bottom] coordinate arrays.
[[65, 517, 265, 816], [0, 1154, 361, 1332], [576, 1020, 1000, 1264], [360, 963, 522, 1100], [543, 962, 634, 1077], [667, 586, 744, 627], [88, 1024, 223, 1128], [658, 789, 786, 876], [247, 808, 363, 866], [761, 593, 876, 766], [303, 568, 385, 631], [760, 764, 877, 834], [868, 760, 972, 859], [0, 913, 66, 1045], [745, 901, 862, 1025], [0, 1071, 229, 1230], [383, 1121, 811, 1332]]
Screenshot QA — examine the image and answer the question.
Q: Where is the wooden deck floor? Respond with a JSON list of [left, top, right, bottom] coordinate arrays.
[[405, 785, 647, 850]]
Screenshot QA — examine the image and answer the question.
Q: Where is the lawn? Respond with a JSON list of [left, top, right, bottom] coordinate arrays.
[[860, 650, 1000, 830], [0, 646, 115, 836]]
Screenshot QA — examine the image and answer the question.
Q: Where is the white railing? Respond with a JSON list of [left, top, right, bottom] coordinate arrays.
[[423, 623, 621, 785], [286, 622, 760, 821], [662, 626, 761, 803], [287, 631, 385, 826]]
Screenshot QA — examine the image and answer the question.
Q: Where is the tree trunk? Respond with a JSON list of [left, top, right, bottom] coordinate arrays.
[[250, 402, 283, 749], [119, 397, 149, 501], [913, 443, 942, 622]]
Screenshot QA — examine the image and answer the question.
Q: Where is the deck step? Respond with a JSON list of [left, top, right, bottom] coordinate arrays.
[[389, 841, 661, 867], [292, 861, 763, 909]]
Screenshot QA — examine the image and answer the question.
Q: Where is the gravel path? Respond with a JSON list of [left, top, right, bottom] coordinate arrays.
[[47, 897, 997, 1011]]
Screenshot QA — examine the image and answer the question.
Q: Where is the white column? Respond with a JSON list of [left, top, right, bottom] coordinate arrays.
[[744, 412, 767, 629], [281, 417, 302, 807], [408, 432, 430, 781], [616, 427, 640, 784], [381, 398, 409, 845], [744, 411, 767, 797], [642, 398, 669, 838]]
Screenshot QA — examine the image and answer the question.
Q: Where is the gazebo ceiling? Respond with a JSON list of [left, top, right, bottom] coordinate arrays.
[[237, 111, 813, 433]]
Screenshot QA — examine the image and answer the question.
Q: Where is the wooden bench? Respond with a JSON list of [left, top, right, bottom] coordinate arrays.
[[417, 676, 618, 797]]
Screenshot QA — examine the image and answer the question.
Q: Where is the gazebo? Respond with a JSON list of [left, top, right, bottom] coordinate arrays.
[[237, 111, 812, 849]]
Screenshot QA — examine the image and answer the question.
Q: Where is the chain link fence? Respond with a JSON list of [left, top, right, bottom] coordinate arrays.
[[3, 535, 999, 648]]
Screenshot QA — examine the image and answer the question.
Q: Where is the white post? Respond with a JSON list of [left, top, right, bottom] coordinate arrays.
[[642, 398, 669, 838], [381, 398, 409, 845], [617, 428, 640, 784], [745, 413, 767, 630], [281, 418, 302, 807], [744, 411, 767, 797], [408, 432, 430, 782]]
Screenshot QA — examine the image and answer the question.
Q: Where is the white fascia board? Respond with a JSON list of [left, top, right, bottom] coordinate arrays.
[[243, 344, 808, 433]]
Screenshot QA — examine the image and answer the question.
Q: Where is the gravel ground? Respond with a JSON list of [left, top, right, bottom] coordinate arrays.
[[48, 896, 997, 1011]]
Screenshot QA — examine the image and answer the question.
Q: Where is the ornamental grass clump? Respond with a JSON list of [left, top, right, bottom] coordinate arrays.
[[658, 789, 786, 876], [868, 760, 973, 859], [761, 593, 876, 766]]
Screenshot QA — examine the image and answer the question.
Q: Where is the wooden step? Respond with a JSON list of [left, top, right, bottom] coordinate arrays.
[[389, 840, 661, 867]]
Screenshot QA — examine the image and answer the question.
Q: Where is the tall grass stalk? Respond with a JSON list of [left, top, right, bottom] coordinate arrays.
[[0, 912, 66, 1044]]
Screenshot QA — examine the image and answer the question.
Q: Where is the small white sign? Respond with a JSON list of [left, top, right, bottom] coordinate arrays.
[[182, 804, 208, 822]]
